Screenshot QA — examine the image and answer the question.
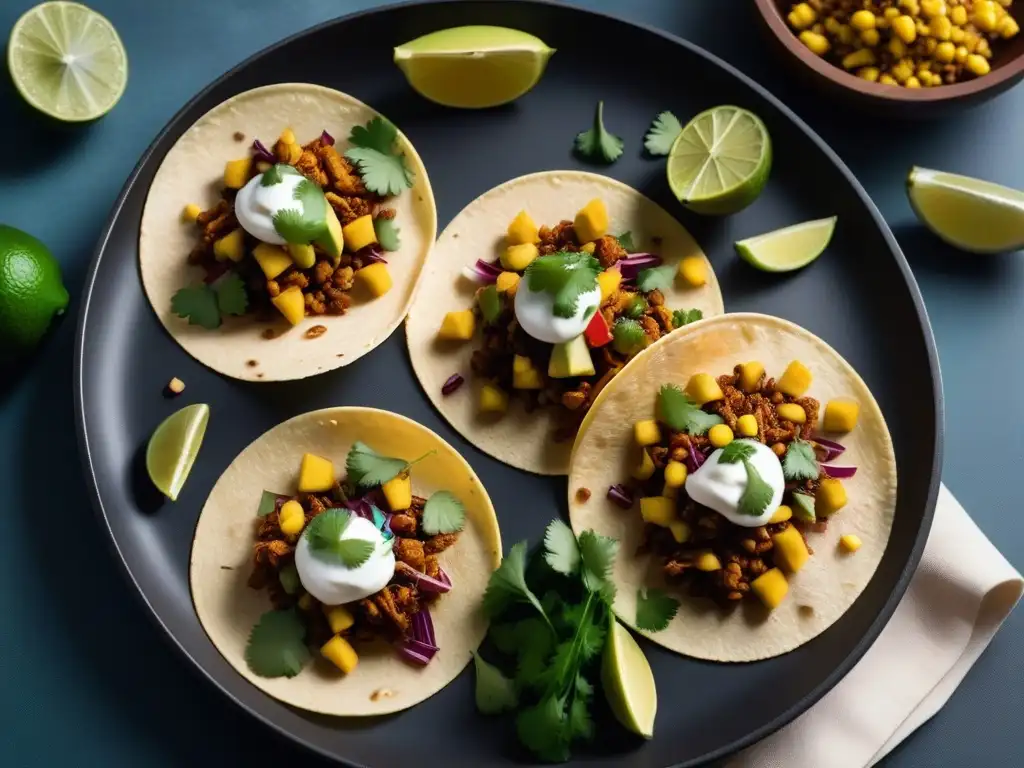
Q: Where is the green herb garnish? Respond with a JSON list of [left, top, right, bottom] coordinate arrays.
[[644, 111, 683, 156], [672, 308, 703, 328], [783, 439, 820, 482], [260, 164, 283, 186], [719, 440, 756, 464], [272, 178, 328, 244], [478, 284, 503, 325], [472, 651, 519, 714], [574, 100, 623, 164], [170, 273, 249, 330], [524, 251, 602, 319], [636, 264, 675, 293], [791, 492, 816, 522], [616, 231, 635, 252], [278, 563, 300, 595], [635, 587, 679, 632], [305, 508, 375, 568], [421, 490, 466, 535], [256, 490, 282, 517], [657, 384, 723, 435], [345, 116, 415, 196], [481, 541, 550, 627], [624, 294, 647, 318], [344, 441, 433, 487], [543, 519, 580, 575], [373, 216, 401, 251], [244, 608, 311, 678], [739, 460, 774, 517], [612, 317, 646, 356]]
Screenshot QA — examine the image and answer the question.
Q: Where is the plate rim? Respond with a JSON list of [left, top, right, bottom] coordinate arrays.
[[72, 1, 944, 765]]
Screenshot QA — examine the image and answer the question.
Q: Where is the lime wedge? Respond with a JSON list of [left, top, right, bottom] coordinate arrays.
[[601, 618, 657, 739], [146, 403, 209, 501], [394, 26, 554, 109], [907, 166, 1024, 253], [667, 106, 772, 216], [735, 216, 837, 272], [7, 1, 128, 122]]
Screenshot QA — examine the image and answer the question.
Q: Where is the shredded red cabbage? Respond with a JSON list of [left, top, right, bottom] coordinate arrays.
[[399, 609, 438, 665], [359, 245, 387, 264], [607, 484, 634, 509], [344, 498, 375, 520], [251, 139, 274, 163], [822, 464, 857, 479], [442, 374, 464, 396], [320, 130, 335, 146], [462, 259, 503, 284], [813, 437, 846, 462], [404, 570, 452, 594], [437, 567, 451, 589], [618, 253, 663, 281], [414, 608, 436, 646], [686, 442, 707, 473]]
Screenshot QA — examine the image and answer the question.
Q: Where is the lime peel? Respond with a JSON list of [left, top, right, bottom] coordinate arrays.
[[146, 403, 209, 501], [601, 618, 657, 739], [735, 216, 837, 273]]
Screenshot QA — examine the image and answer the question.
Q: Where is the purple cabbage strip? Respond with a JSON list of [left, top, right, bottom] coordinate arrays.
[[251, 139, 275, 163], [821, 464, 857, 479], [686, 441, 707, 473], [442, 374, 465, 396], [617, 253, 663, 281], [812, 436, 846, 462], [359, 245, 387, 264], [462, 259, 503, 284], [606, 484, 634, 510], [320, 129, 335, 146]]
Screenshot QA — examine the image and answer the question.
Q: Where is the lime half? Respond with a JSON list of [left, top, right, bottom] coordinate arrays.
[[601, 618, 657, 739], [146, 403, 209, 501], [394, 26, 554, 109], [907, 166, 1024, 254], [7, 2, 128, 121], [735, 216, 837, 272], [667, 106, 771, 216]]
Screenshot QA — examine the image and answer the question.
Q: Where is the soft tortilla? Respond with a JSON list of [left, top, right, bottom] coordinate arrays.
[[140, 83, 437, 382], [568, 313, 897, 661], [405, 171, 724, 476], [190, 407, 502, 715]]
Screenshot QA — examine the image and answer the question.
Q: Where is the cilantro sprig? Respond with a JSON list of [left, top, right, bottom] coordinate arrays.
[[672, 308, 703, 328], [305, 509, 375, 568], [636, 264, 675, 293], [344, 441, 434, 487], [635, 587, 679, 632], [524, 251, 602, 319], [783, 439, 820, 482], [574, 100, 623, 164], [616, 231, 635, 252], [657, 384, 723, 435], [171, 272, 249, 330], [344, 116, 414, 196], [373, 216, 401, 251], [644, 111, 683, 156], [739, 460, 774, 517], [612, 318, 646, 356], [245, 608, 311, 678], [719, 440, 756, 464], [273, 176, 329, 244], [421, 490, 466, 535]]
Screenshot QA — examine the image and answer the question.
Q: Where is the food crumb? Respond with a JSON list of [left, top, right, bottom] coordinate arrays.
[[305, 324, 327, 339], [336, 353, 344, 358], [452, 232, 459, 239], [220, 565, 234, 571], [370, 688, 395, 701], [256, 373, 265, 378], [233, 131, 245, 142], [166, 377, 186, 396], [261, 328, 279, 340], [329, 419, 338, 426], [576, 487, 592, 503], [246, 360, 258, 367], [798, 605, 814, 618]]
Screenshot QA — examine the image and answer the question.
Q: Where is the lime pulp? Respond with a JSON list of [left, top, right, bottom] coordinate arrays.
[[601, 618, 657, 739], [146, 403, 209, 501], [735, 216, 837, 272]]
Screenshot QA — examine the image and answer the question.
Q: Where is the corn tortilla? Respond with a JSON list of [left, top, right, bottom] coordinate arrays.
[[568, 314, 897, 661], [190, 407, 502, 715]]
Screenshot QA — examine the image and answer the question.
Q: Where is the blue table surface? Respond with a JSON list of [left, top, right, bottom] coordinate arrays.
[[1, 0, 1021, 765]]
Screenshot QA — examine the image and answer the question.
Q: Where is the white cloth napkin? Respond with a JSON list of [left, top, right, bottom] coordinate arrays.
[[730, 483, 1023, 768]]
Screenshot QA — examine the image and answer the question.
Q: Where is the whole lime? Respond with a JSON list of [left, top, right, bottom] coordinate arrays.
[[0, 225, 69, 358]]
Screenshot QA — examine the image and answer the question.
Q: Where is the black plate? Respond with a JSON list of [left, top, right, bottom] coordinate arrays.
[[74, 2, 942, 766]]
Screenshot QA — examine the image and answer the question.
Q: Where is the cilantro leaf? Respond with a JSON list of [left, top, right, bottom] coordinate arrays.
[[739, 460, 774, 517], [578, 530, 618, 598], [791, 492, 817, 523], [719, 440, 756, 464], [569, 696, 595, 741], [214, 272, 248, 316], [472, 651, 518, 715], [625, 294, 648, 318], [514, 618, 555, 693], [421, 490, 466, 535], [256, 490, 284, 517], [616, 231, 635, 252], [658, 384, 723, 435], [482, 541, 550, 626], [477, 284, 502, 325], [272, 178, 328, 244], [244, 609, 310, 678], [348, 116, 398, 154], [260, 164, 283, 186], [574, 100, 624, 164], [644, 111, 683, 156], [305, 509, 376, 567], [635, 587, 679, 632], [517, 696, 570, 763], [373, 216, 401, 252], [612, 317, 646, 356], [574, 673, 594, 700], [523, 251, 602, 319], [171, 284, 221, 330], [345, 441, 410, 487], [488, 622, 521, 656], [345, 146, 414, 197], [543, 519, 580, 576], [672, 308, 703, 328], [783, 439, 820, 482], [577, 617, 606, 662], [636, 264, 675, 293]]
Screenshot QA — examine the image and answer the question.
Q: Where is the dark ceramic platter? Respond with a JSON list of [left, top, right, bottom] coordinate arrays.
[[74, 1, 942, 766]]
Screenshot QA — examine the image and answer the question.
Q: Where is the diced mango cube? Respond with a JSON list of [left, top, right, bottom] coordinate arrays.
[[356, 263, 392, 298], [777, 403, 807, 424], [738, 361, 765, 393], [737, 414, 758, 437], [279, 500, 306, 536], [324, 604, 355, 634], [634, 419, 661, 447], [507, 210, 539, 245], [181, 203, 201, 223], [664, 460, 687, 488], [382, 473, 412, 512], [253, 243, 294, 280], [438, 310, 476, 341], [479, 383, 509, 414], [823, 399, 860, 433], [597, 269, 622, 301], [271, 286, 306, 325], [342, 215, 378, 253], [751, 568, 789, 609], [321, 635, 359, 673], [816, 478, 847, 517], [662, 482, 678, 499], [298, 453, 335, 493], [501, 243, 539, 272], [513, 355, 544, 390], [580, 242, 596, 254], [694, 551, 722, 571], [496, 271, 520, 295], [632, 448, 655, 480], [708, 424, 734, 448], [669, 520, 691, 544], [772, 525, 810, 573], [573, 198, 608, 243], [678, 256, 707, 287], [840, 534, 863, 553], [685, 373, 724, 405], [213, 228, 246, 262], [640, 496, 677, 527], [223, 157, 253, 189], [768, 504, 792, 524], [279, 127, 297, 145], [777, 360, 813, 397]]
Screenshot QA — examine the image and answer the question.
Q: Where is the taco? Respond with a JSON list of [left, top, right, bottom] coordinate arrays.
[[405, 171, 724, 476], [568, 313, 896, 661], [140, 83, 437, 382], [189, 407, 501, 716]]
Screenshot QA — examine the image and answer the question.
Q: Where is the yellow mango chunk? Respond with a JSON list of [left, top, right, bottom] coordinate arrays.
[[777, 403, 807, 424], [777, 360, 813, 397], [597, 269, 622, 301], [772, 525, 810, 573], [580, 242, 596, 254], [279, 500, 306, 536], [513, 355, 544, 390], [574, 198, 608, 243], [507, 210, 539, 245], [213, 228, 246, 263], [298, 452, 335, 493], [355, 263, 392, 298], [738, 361, 765, 393], [324, 605, 355, 634], [823, 399, 860, 433], [253, 243, 294, 280], [181, 203, 201, 223], [840, 534, 863, 553], [694, 551, 722, 571], [632, 448, 655, 480], [342, 214, 377, 253], [685, 373, 724, 406], [708, 424, 734, 448], [678, 256, 707, 287], [640, 496, 676, 527], [321, 635, 358, 673], [496, 271, 520, 295], [816, 478, 847, 517], [669, 520, 691, 544], [279, 127, 297, 145], [737, 414, 758, 437], [634, 419, 661, 447], [479, 383, 509, 414], [438, 310, 476, 341], [223, 157, 253, 189], [501, 243, 539, 272], [382, 473, 412, 512], [662, 482, 678, 499], [663, 460, 687, 488], [751, 568, 789, 609], [768, 504, 792, 524], [271, 286, 305, 325]]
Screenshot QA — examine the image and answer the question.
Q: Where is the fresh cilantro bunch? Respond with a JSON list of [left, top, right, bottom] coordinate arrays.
[[574, 101, 623, 164], [524, 251, 602, 319], [344, 117, 415, 197], [171, 272, 248, 330]]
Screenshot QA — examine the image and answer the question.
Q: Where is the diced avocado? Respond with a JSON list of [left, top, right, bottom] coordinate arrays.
[[315, 206, 345, 263], [253, 243, 293, 279], [548, 335, 595, 379], [287, 243, 316, 270], [342, 214, 377, 253], [791, 492, 816, 523], [477, 285, 502, 324]]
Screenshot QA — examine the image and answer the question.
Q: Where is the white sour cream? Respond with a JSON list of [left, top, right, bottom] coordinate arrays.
[[514, 282, 602, 344], [685, 439, 785, 528], [294, 515, 396, 605], [234, 169, 307, 245]]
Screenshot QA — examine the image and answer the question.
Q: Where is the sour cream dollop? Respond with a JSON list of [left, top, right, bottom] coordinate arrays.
[[294, 515, 395, 605], [234, 169, 307, 245], [685, 439, 785, 528], [514, 282, 603, 345]]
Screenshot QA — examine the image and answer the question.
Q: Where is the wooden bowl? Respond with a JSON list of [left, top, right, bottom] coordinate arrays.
[[754, 0, 1024, 116]]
